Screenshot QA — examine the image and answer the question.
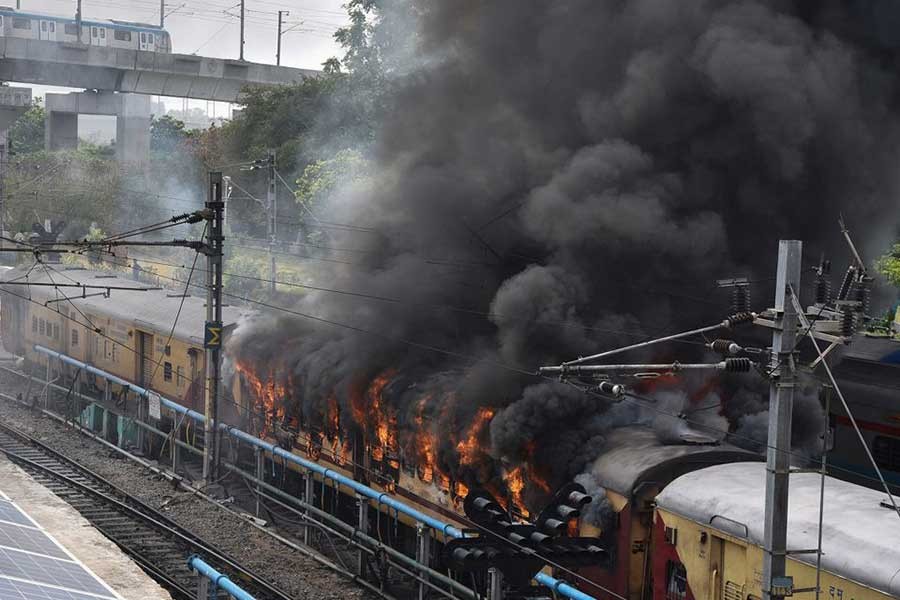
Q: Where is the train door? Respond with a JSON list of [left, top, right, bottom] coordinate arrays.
[[90, 26, 106, 47], [139, 31, 155, 52], [39, 21, 57, 41], [719, 540, 747, 600], [0, 16, 5, 37], [137, 331, 154, 388]]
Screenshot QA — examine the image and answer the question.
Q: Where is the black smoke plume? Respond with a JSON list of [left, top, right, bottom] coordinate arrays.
[[229, 0, 900, 509]]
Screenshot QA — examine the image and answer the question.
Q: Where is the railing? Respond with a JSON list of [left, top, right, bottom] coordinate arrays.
[[188, 555, 256, 600], [34, 345, 598, 600]]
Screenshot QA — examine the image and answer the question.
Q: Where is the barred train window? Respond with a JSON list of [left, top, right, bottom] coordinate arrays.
[[53, 324, 59, 340], [873, 436, 900, 472], [114, 30, 131, 42], [71, 329, 78, 347], [176, 365, 184, 387], [38, 319, 45, 336], [13, 18, 31, 30], [64, 23, 79, 35], [164, 362, 172, 382], [32, 316, 37, 333], [665, 560, 687, 600]]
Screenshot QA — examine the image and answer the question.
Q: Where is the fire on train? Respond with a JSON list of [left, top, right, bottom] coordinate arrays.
[[0, 7, 172, 52], [1, 265, 899, 599]]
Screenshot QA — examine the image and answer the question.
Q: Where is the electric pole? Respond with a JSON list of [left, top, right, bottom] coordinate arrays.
[[276, 11, 289, 66], [75, 0, 82, 42], [266, 149, 277, 293], [202, 172, 225, 484], [160, 0, 164, 28], [239, 0, 245, 61], [762, 239, 802, 600]]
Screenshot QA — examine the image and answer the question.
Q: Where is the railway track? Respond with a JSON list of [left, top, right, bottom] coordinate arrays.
[[0, 421, 293, 600]]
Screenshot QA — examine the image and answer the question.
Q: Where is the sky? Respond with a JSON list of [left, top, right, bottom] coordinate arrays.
[[14, 0, 349, 113]]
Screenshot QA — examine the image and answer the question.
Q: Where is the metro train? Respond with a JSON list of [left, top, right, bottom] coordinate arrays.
[[0, 7, 172, 53], [2, 265, 899, 600]]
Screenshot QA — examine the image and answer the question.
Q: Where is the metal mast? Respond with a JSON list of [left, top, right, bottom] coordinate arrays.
[[202, 172, 225, 483], [276, 11, 288, 66], [266, 149, 277, 293], [762, 240, 802, 600], [160, 0, 164, 28], [239, 0, 245, 61]]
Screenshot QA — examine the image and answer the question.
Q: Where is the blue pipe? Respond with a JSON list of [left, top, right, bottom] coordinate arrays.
[[35, 346, 596, 600], [188, 555, 256, 600]]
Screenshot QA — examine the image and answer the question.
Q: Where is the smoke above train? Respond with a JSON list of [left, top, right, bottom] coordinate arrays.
[[227, 1, 900, 515]]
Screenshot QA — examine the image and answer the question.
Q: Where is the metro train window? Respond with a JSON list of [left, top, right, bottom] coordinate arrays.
[[65, 23, 78, 35], [114, 30, 131, 42], [13, 18, 30, 30], [164, 362, 172, 382], [31, 316, 37, 333], [873, 436, 900, 472], [665, 560, 687, 600]]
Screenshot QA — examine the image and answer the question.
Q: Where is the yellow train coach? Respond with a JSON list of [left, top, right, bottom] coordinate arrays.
[[0, 265, 246, 415], [653, 462, 900, 600]]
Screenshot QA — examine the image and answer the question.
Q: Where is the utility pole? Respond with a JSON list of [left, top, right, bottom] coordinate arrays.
[[202, 172, 225, 484], [266, 149, 277, 293], [239, 0, 245, 61], [276, 11, 288, 66], [762, 239, 802, 600], [160, 0, 165, 28], [75, 0, 82, 42]]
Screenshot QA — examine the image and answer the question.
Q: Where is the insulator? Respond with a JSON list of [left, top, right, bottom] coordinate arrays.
[[543, 518, 566, 534], [731, 286, 751, 314], [567, 491, 592, 507], [530, 531, 552, 545], [841, 308, 856, 337], [854, 276, 872, 316], [596, 381, 624, 397], [725, 312, 755, 327], [724, 358, 752, 372], [814, 277, 831, 305], [709, 339, 742, 355], [555, 505, 580, 520], [452, 548, 474, 563], [836, 266, 856, 301]]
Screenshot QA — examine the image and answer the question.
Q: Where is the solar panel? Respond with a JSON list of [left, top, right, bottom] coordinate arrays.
[[0, 500, 36, 528], [0, 577, 111, 600], [0, 522, 69, 559], [0, 494, 120, 600]]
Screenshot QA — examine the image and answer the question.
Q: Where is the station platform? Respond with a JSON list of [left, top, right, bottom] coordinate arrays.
[[0, 455, 171, 600]]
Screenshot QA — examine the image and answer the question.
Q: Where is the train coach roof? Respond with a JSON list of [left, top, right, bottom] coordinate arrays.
[[1, 266, 247, 344], [585, 427, 761, 497], [656, 462, 900, 596]]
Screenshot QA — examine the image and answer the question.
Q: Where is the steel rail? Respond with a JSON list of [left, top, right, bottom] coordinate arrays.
[[0, 421, 293, 600]]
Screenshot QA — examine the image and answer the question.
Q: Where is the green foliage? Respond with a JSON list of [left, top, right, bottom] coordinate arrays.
[[295, 149, 371, 209], [151, 115, 192, 154], [9, 102, 45, 155], [874, 243, 900, 288], [224, 252, 268, 299]]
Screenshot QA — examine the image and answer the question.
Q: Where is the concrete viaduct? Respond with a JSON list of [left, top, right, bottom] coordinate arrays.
[[0, 37, 318, 162]]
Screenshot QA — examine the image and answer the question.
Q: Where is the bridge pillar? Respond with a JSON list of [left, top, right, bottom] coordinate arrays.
[[44, 91, 151, 164]]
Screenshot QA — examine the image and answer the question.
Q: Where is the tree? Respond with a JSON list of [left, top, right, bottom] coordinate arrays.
[[9, 102, 46, 155], [151, 114, 191, 154], [875, 243, 900, 288]]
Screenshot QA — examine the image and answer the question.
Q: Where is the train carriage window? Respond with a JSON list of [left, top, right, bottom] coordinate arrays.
[[13, 18, 31, 30], [114, 30, 131, 42], [176, 365, 184, 387], [40, 21, 46, 32], [99, 27, 105, 39], [665, 560, 687, 600], [38, 319, 45, 336], [71, 329, 78, 347], [163, 362, 172, 382], [32, 316, 37, 333], [52, 324, 59, 340], [64, 23, 78, 35], [873, 436, 900, 472]]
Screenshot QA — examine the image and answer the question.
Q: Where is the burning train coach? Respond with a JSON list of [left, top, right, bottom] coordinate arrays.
[[3, 265, 900, 599]]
